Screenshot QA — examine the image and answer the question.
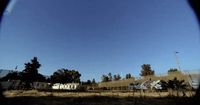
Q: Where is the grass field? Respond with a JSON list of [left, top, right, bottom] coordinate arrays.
[[99, 72, 190, 88], [1, 90, 199, 105]]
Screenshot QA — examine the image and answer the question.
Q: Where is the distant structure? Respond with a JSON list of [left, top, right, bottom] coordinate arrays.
[[183, 70, 200, 89], [0, 69, 13, 78], [99, 70, 200, 90], [52, 83, 80, 90]]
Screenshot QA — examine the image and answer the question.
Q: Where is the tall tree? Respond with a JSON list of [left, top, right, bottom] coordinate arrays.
[[70, 70, 81, 83], [92, 78, 96, 84], [87, 80, 92, 84], [125, 73, 132, 79], [108, 72, 112, 81], [101, 75, 109, 82], [116, 74, 121, 80], [21, 57, 45, 88], [140, 64, 155, 76], [113, 74, 121, 81]]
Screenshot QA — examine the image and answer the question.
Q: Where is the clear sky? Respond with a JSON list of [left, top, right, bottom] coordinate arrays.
[[0, 0, 200, 81]]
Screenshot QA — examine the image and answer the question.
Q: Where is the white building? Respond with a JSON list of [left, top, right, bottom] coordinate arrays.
[[52, 83, 79, 90]]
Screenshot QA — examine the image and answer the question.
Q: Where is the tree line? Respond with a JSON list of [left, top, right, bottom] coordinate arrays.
[[0, 57, 182, 87], [101, 64, 181, 82], [0, 57, 81, 89]]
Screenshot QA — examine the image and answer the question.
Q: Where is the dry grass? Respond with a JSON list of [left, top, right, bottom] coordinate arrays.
[[3, 90, 196, 98], [1, 72, 197, 105], [99, 72, 189, 88], [1, 90, 198, 105]]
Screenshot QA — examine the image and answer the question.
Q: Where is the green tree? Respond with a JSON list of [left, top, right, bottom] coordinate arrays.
[[140, 64, 155, 76], [168, 77, 186, 90], [168, 68, 181, 74], [36, 73, 46, 82], [21, 57, 45, 88], [125, 73, 132, 79], [167, 77, 187, 96], [108, 72, 112, 81], [70, 70, 81, 83], [92, 78, 96, 84], [101, 75, 109, 82], [116, 74, 121, 80], [113, 75, 117, 81], [50, 68, 81, 84], [86, 80, 92, 85], [113, 74, 121, 81]]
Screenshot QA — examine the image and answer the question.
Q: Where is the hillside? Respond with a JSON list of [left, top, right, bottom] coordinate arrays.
[[99, 71, 200, 89]]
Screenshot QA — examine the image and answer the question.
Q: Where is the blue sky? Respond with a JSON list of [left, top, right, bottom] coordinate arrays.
[[0, 0, 200, 81]]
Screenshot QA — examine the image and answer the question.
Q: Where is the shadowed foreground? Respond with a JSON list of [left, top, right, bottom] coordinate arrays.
[[1, 90, 199, 105], [1, 95, 199, 105]]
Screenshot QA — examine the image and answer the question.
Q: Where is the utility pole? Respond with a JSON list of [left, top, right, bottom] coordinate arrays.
[[174, 51, 181, 71]]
